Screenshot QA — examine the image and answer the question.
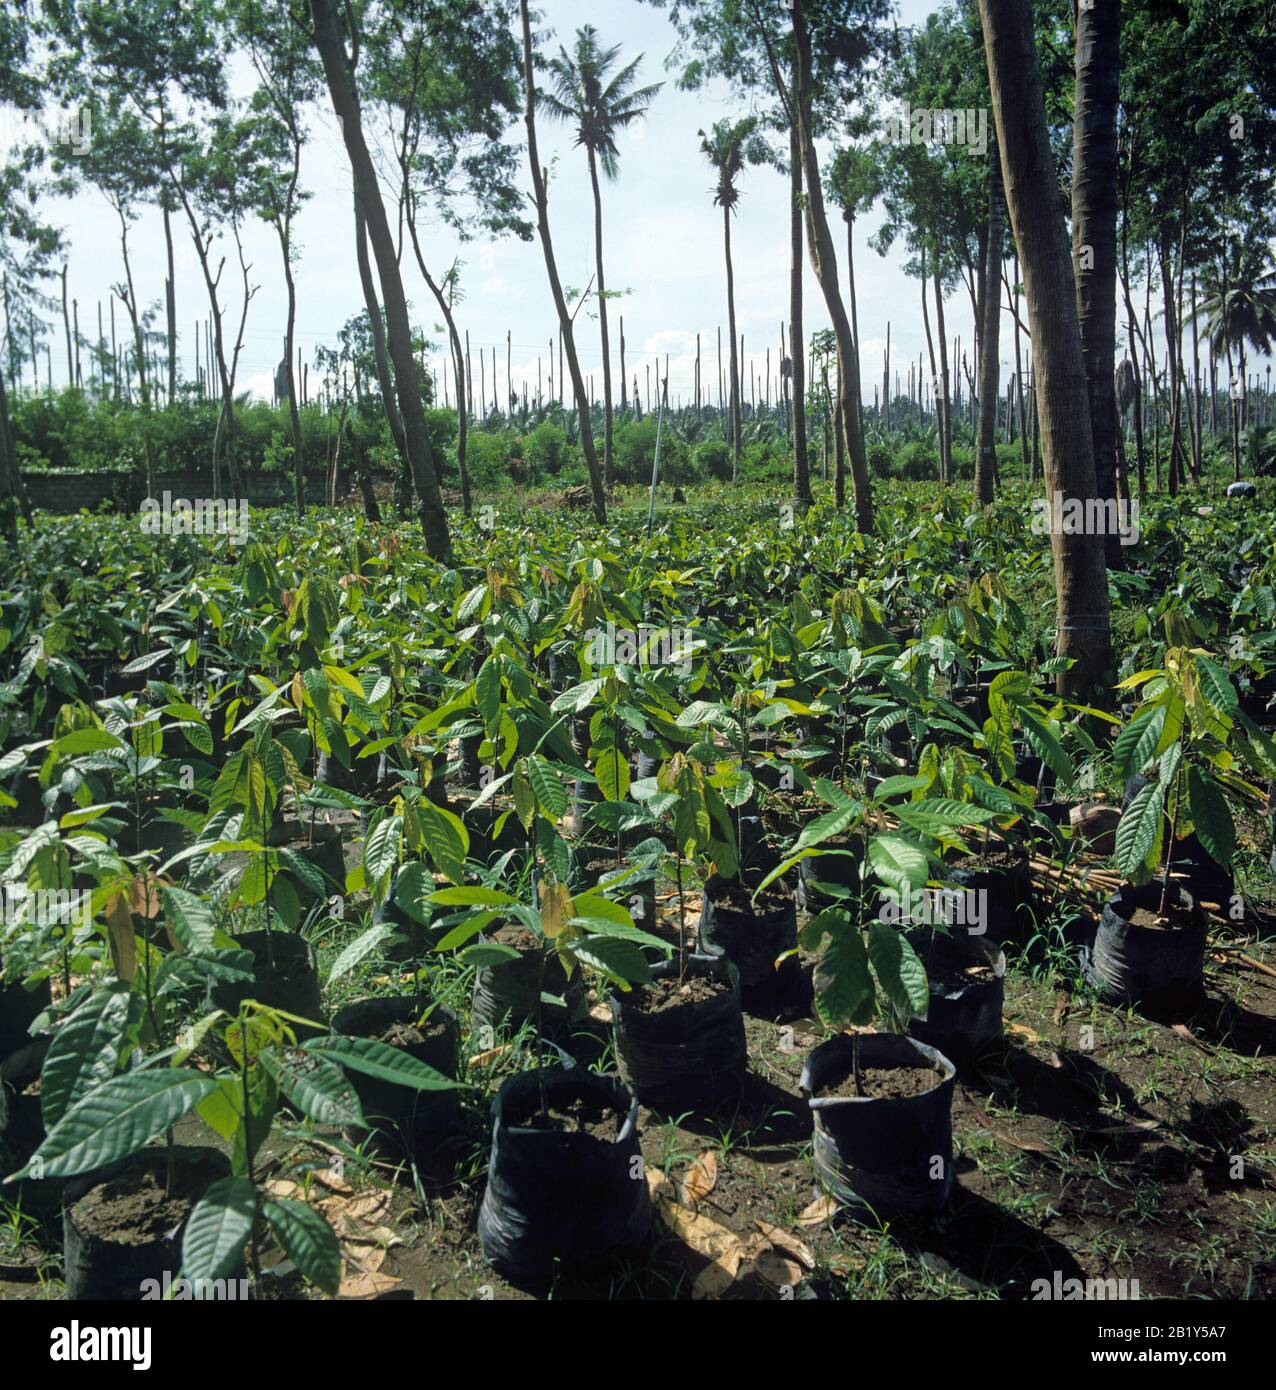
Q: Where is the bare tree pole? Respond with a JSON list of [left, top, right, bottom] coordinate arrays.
[[981, 0, 1111, 700], [518, 0, 605, 521], [309, 0, 451, 558]]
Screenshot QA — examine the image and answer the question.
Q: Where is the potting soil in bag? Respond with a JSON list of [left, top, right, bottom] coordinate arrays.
[[478, 1065, 650, 1283]]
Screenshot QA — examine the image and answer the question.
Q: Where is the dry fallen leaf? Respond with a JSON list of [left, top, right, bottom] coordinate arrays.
[[311, 1169, 355, 1197], [646, 1168, 672, 1200], [681, 1151, 718, 1205], [754, 1219, 814, 1270], [691, 1258, 740, 1300], [339, 1271, 402, 1299], [754, 1249, 804, 1291], [1170, 1022, 1214, 1054], [975, 1111, 1053, 1154], [796, 1194, 839, 1227], [1006, 1022, 1040, 1043], [588, 1002, 614, 1025]]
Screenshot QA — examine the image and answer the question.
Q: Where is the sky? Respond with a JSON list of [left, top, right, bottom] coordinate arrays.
[[17, 0, 1052, 412]]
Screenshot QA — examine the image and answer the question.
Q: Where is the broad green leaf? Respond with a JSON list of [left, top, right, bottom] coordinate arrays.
[[814, 929, 875, 1030], [1113, 779, 1165, 880], [14, 1069, 217, 1179], [867, 922, 930, 1019], [182, 1178, 257, 1285], [867, 834, 929, 893], [1187, 765, 1234, 869], [302, 1035, 458, 1091], [40, 984, 132, 1130], [262, 1199, 340, 1296]]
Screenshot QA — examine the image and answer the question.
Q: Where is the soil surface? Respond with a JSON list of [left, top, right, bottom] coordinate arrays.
[[627, 971, 729, 1015], [504, 1095, 623, 1140], [371, 1017, 449, 1048], [1128, 906, 1200, 933], [711, 880, 792, 915], [815, 1064, 944, 1101], [73, 1167, 202, 1245]]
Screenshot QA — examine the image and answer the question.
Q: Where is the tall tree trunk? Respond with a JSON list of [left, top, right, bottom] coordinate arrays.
[[60, 264, 73, 388], [518, 0, 605, 523], [724, 203, 742, 483], [845, 210, 864, 441], [1009, 257, 1030, 479], [1072, 0, 1121, 561], [310, 0, 451, 559], [933, 263, 952, 483], [791, 0, 871, 530], [975, 133, 1003, 504], [163, 203, 177, 406], [586, 147, 615, 486], [981, 0, 1111, 701], [411, 240, 470, 514], [921, 245, 941, 467], [276, 220, 304, 517], [789, 131, 811, 506], [354, 194, 411, 500]]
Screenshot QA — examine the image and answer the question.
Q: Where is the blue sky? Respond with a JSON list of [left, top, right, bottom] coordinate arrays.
[[39, 0, 1018, 411]]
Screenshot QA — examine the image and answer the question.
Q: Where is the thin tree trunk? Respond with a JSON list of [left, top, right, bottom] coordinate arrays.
[[788, 134, 810, 505], [518, 0, 605, 522], [1072, 0, 1121, 561], [163, 203, 178, 405], [791, 0, 871, 529], [724, 204, 742, 483], [975, 133, 1003, 505], [586, 148, 615, 485], [981, 0, 1111, 701], [354, 194, 411, 503], [310, 0, 451, 558]]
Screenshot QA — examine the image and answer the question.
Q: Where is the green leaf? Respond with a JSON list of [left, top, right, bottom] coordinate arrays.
[[867, 834, 929, 894], [263, 1049, 365, 1127], [302, 1035, 459, 1091], [262, 1198, 341, 1295], [814, 929, 875, 1030], [182, 1178, 256, 1284], [1195, 655, 1238, 714], [14, 1069, 217, 1180], [428, 886, 519, 907], [793, 802, 859, 853], [1114, 704, 1165, 779], [162, 885, 215, 954], [895, 798, 996, 834], [1187, 765, 1234, 869], [326, 924, 393, 984], [475, 656, 502, 734], [867, 922, 929, 1019], [569, 935, 652, 988], [1019, 710, 1072, 786], [52, 727, 125, 757], [40, 985, 132, 1130], [1113, 779, 1165, 879], [363, 814, 402, 894], [528, 753, 568, 819], [419, 801, 468, 885], [594, 746, 630, 802]]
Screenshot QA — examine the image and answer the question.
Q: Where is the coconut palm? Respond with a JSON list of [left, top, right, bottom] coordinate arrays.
[[700, 116, 766, 483], [540, 27, 661, 486], [1198, 243, 1276, 479]]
